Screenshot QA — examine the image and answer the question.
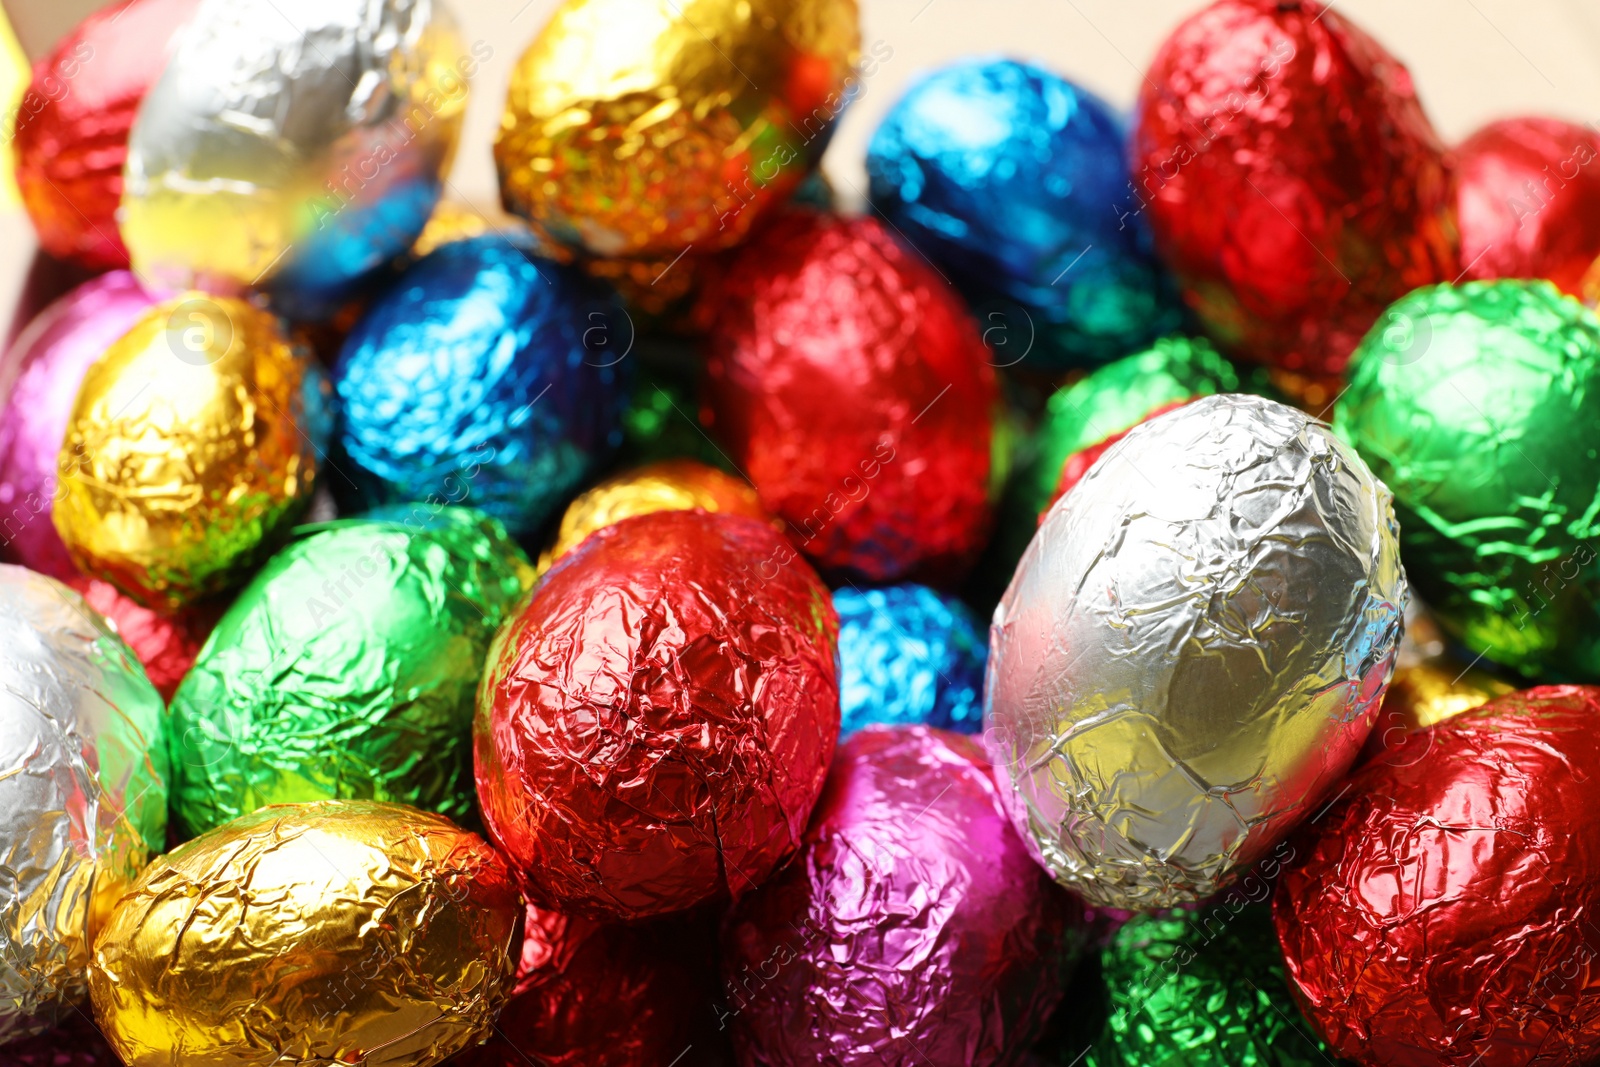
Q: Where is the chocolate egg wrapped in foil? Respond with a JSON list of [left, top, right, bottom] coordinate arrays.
[[53, 294, 332, 610], [1362, 656, 1513, 764], [0, 565, 167, 1044], [1131, 0, 1456, 378], [834, 583, 986, 737], [986, 394, 1407, 910], [120, 0, 468, 315], [476, 509, 839, 921], [66, 576, 218, 703], [1043, 398, 1192, 516], [1336, 280, 1600, 681], [12, 0, 200, 269], [168, 507, 530, 838], [0, 272, 162, 580], [867, 57, 1182, 368], [495, 0, 860, 261], [335, 235, 628, 537], [1275, 685, 1600, 1067], [702, 210, 998, 582], [88, 799, 520, 1067], [724, 725, 1083, 1067]]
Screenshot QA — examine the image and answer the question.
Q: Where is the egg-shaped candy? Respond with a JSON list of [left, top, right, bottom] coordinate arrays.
[[834, 583, 986, 736], [986, 394, 1407, 910], [66, 576, 217, 703]]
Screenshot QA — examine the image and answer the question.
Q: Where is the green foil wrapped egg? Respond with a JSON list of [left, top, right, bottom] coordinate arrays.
[[1335, 280, 1600, 680], [167, 507, 532, 838]]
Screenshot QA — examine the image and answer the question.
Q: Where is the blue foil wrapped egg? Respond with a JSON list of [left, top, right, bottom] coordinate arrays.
[[834, 584, 986, 736], [867, 58, 1183, 368], [334, 235, 629, 536]]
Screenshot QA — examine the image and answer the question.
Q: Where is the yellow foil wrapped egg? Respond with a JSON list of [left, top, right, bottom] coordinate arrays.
[[495, 0, 862, 261], [88, 801, 521, 1067], [53, 295, 331, 610], [1380, 659, 1515, 733]]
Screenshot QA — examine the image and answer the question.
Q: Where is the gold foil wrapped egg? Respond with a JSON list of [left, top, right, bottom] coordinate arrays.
[[495, 0, 862, 261], [53, 295, 331, 610], [88, 800, 521, 1067]]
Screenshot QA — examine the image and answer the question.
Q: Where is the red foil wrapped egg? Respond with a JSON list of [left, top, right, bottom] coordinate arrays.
[[1275, 685, 1600, 1067], [702, 210, 997, 583], [1130, 0, 1456, 377], [65, 576, 217, 702], [475, 510, 840, 921], [12, 0, 200, 269]]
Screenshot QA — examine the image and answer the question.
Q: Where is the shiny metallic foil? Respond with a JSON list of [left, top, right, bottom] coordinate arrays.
[[867, 58, 1182, 368], [1132, 0, 1456, 378], [1043, 398, 1191, 517], [334, 235, 628, 538], [89, 799, 521, 1067], [53, 295, 331, 610], [1362, 659, 1513, 766], [987, 395, 1407, 910], [169, 507, 530, 838], [702, 210, 998, 582], [495, 0, 860, 260], [1335, 280, 1600, 681], [724, 726, 1083, 1067], [0, 565, 167, 1044], [834, 584, 986, 736], [121, 0, 468, 315], [1275, 685, 1600, 1067], [476, 510, 839, 921], [411, 200, 532, 259], [1085, 906, 1332, 1067], [67, 576, 218, 703]]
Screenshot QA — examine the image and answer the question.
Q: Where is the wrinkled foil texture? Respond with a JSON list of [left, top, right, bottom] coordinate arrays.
[[335, 235, 628, 537], [1043, 399, 1191, 517], [0, 272, 162, 580], [986, 394, 1407, 909], [476, 510, 840, 920], [834, 583, 986, 736], [1275, 686, 1600, 1067], [867, 57, 1182, 368], [168, 507, 530, 838], [495, 0, 860, 260], [89, 800, 520, 1067], [1131, 0, 1456, 377], [723, 725, 1083, 1067], [1456, 118, 1600, 296], [702, 210, 997, 582], [121, 0, 466, 315], [1335, 280, 1600, 680], [1361, 658, 1512, 763], [0, 565, 167, 1044], [53, 295, 331, 610], [12, 0, 199, 269], [66, 575, 217, 703]]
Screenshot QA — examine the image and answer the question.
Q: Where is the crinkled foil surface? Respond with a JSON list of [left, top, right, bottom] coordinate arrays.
[[0, 565, 167, 1044], [1044, 398, 1191, 517], [833, 583, 986, 736], [724, 725, 1083, 1067], [67, 575, 217, 703], [168, 507, 530, 838], [476, 510, 839, 921], [986, 394, 1407, 909], [1275, 686, 1600, 1067]]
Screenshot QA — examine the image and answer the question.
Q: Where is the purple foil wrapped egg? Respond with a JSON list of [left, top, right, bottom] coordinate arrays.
[[722, 725, 1083, 1067], [0, 272, 162, 578]]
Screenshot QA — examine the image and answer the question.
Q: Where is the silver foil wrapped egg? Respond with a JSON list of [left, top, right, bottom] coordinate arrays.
[[0, 565, 168, 1044], [984, 394, 1406, 910]]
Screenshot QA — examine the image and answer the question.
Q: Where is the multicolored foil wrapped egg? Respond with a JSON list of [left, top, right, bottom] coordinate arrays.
[[1334, 280, 1600, 680], [66, 576, 217, 703], [1275, 685, 1600, 1067], [833, 583, 986, 736], [1131, 0, 1456, 377], [867, 57, 1182, 368], [334, 235, 628, 537], [12, 0, 199, 269], [120, 0, 469, 314], [0, 565, 167, 1044], [88, 800, 521, 1067], [52, 294, 331, 610], [723, 725, 1083, 1066], [987, 395, 1407, 909], [0, 272, 162, 580], [702, 210, 998, 581], [495, 0, 861, 260], [168, 507, 530, 838], [476, 510, 839, 920], [1456, 117, 1600, 296]]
